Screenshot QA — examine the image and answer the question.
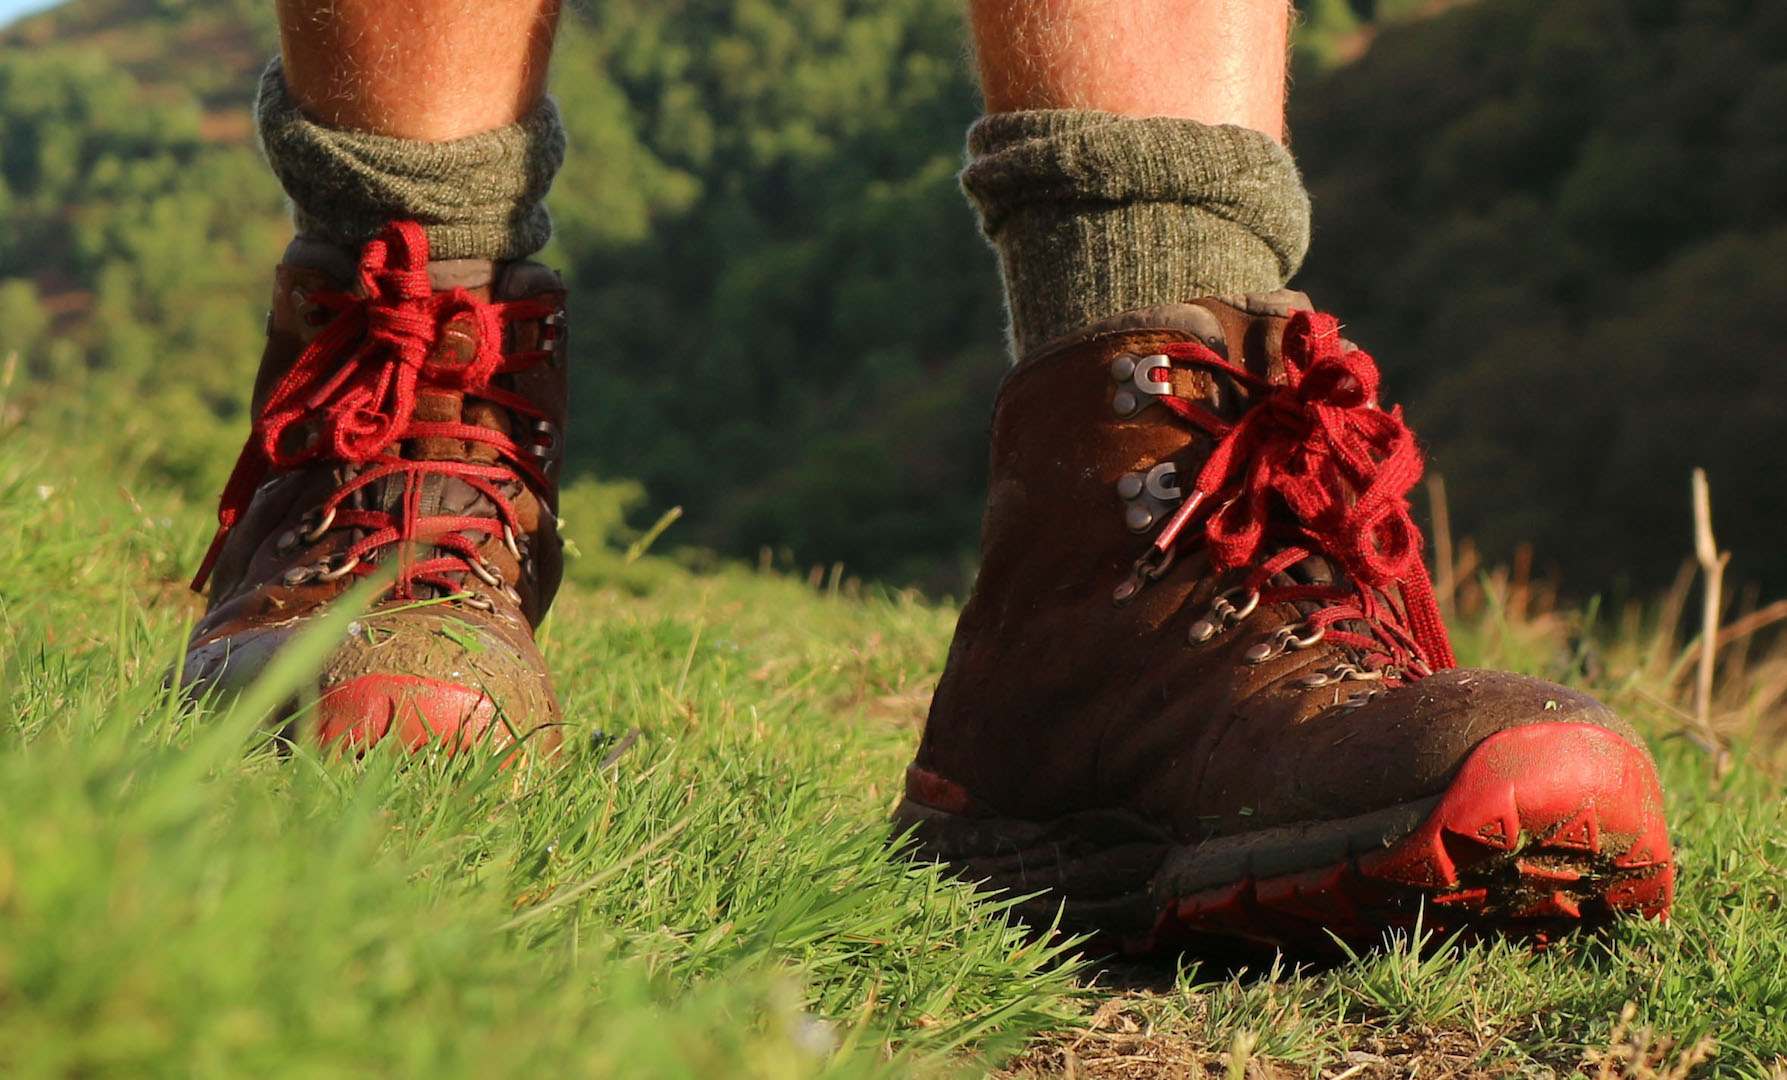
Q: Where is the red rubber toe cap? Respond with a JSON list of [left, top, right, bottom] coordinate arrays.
[[313, 674, 562, 758]]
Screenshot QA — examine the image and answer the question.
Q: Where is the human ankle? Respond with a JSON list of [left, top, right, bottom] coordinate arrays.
[[256, 58, 566, 262], [960, 110, 1310, 357]]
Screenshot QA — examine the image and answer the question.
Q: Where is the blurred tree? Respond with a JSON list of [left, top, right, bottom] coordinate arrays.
[[1292, 0, 1787, 595], [4, 0, 1784, 597]]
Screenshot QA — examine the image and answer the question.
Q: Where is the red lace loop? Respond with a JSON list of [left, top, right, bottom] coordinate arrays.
[[192, 221, 555, 599], [1149, 310, 1456, 673]]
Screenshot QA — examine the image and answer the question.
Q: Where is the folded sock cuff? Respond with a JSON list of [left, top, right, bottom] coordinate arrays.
[[961, 110, 1311, 355], [255, 57, 566, 261]]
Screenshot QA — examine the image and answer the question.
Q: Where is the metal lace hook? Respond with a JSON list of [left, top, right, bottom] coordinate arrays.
[[1187, 585, 1262, 643], [315, 554, 361, 582], [1112, 489, 1212, 606], [300, 505, 338, 544]]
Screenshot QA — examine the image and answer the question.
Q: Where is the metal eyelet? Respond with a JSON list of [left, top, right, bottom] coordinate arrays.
[[530, 420, 562, 462], [282, 553, 356, 588], [300, 506, 337, 544], [290, 287, 331, 328], [1243, 622, 1325, 665], [502, 524, 523, 560], [1188, 587, 1260, 644], [460, 593, 496, 612], [502, 584, 524, 606], [468, 559, 505, 587], [541, 309, 567, 345], [1118, 461, 1183, 534], [1111, 353, 1174, 417], [1297, 662, 1386, 689], [315, 554, 360, 582], [1144, 461, 1181, 500], [1112, 543, 1177, 606], [275, 529, 299, 554]]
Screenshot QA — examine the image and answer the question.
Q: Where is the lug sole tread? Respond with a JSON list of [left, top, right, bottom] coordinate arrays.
[[901, 722, 1673, 954]]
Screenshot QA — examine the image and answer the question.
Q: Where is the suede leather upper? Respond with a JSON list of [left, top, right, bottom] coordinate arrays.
[[910, 295, 1646, 841], [183, 239, 569, 745]]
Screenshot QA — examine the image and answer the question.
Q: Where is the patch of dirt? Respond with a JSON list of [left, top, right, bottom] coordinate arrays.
[[998, 1023, 1491, 1080], [997, 993, 1734, 1080], [992, 987, 1507, 1080]]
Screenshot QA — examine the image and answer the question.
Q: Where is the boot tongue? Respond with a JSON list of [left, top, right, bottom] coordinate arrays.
[[1241, 481, 1387, 647], [405, 313, 514, 464], [366, 310, 517, 556]]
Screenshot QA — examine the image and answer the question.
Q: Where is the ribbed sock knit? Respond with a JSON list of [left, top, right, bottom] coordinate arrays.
[[255, 58, 566, 261], [960, 110, 1312, 357]]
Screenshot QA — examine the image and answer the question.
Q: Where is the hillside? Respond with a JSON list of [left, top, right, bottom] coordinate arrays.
[[3, 0, 1784, 602], [7, 3, 1787, 1072], [3, 385, 1786, 1076], [1291, 0, 1787, 598]]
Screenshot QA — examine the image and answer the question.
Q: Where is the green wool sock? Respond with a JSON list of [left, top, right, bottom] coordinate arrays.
[[960, 110, 1312, 357], [255, 58, 566, 261]]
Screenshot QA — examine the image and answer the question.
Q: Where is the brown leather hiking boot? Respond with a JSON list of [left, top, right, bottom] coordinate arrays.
[[897, 293, 1674, 953], [182, 222, 567, 756]]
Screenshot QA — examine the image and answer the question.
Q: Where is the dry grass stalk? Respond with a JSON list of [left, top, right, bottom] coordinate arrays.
[[1690, 469, 1732, 774], [1453, 537, 1483, 619], [1721, 582, 1762, 693], [1717, 597, 1787, 651], [1510, 541, 1534, 623], [1427, 473, 1455, 622], [1646, 559, 1698, 683], [1585, 1002, 1716, 1080]]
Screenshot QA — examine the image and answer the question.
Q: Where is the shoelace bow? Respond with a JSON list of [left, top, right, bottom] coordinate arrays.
[[192, 222, 555, 600], [1137, 310, 1456, 675]]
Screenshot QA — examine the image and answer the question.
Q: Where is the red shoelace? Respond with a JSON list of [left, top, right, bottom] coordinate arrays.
[[1133, 310, 1456, 675], [193, 222, 556, 600]]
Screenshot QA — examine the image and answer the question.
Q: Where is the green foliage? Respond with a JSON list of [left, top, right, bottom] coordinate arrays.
[[550, 0, 1002, 592], [5, 0, 1787, 599], [1291, 0, 1787, 596], [6, 1, 1787, 1072], [0, 433, 1085, 1078], [2, 0, 1002, 591], [1292, 0, 1365, 73], [0, 278, 48, 358], [0, 35, 286, 498], [6, 422, 1787, 1075]]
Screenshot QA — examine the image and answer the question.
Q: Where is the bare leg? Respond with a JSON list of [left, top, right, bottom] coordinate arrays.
[[277, 0, 562, 139], [968, 0, 1290, 141]]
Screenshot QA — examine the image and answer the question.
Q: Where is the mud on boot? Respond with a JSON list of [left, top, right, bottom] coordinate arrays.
[[897, 293, 1673, 954], [182, 222, 569, 758]]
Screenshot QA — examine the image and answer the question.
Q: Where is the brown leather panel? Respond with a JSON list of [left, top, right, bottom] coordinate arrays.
[[913, 297, 1646, 841], [186, 235, 570, 733]]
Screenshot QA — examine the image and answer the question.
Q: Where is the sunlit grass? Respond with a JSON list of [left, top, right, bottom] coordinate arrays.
[[3, 434, 1784, 1077]]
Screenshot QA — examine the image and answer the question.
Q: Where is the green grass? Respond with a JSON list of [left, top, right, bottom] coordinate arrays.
[[2, 426, 1785, 1078]]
